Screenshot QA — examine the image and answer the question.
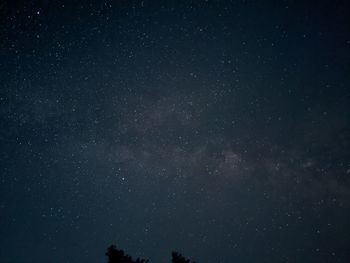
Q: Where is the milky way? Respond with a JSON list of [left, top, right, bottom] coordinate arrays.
[[1, 1, 350, 263]]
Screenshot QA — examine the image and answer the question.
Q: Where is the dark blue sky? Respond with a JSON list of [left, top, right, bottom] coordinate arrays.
[[1, 1, 350, 263]]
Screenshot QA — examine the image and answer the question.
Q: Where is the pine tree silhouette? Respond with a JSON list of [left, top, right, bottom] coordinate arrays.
[[106, 245, 196, 263], [171, 251, 196, 263], [106, 245, 148, 263]]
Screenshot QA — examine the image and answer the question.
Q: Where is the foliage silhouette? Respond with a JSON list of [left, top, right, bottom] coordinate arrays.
[[171, 251, 196, 263], [106, 245, 149, 263], [106, 245, 196, 263]]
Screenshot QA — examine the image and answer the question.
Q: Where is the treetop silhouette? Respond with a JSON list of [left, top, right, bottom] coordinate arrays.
[[106, 245, 196, 263], [106, 245, 148, 263], [171, 251, 196, 263]]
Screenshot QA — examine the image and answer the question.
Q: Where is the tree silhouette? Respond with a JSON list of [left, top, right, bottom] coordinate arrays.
[[106, 245, 195, 263], [106, 245, 148, 263], [171, 251, 196, 263]]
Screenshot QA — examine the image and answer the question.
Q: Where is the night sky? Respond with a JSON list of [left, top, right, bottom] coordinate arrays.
[[1, 1, 350, 263]]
